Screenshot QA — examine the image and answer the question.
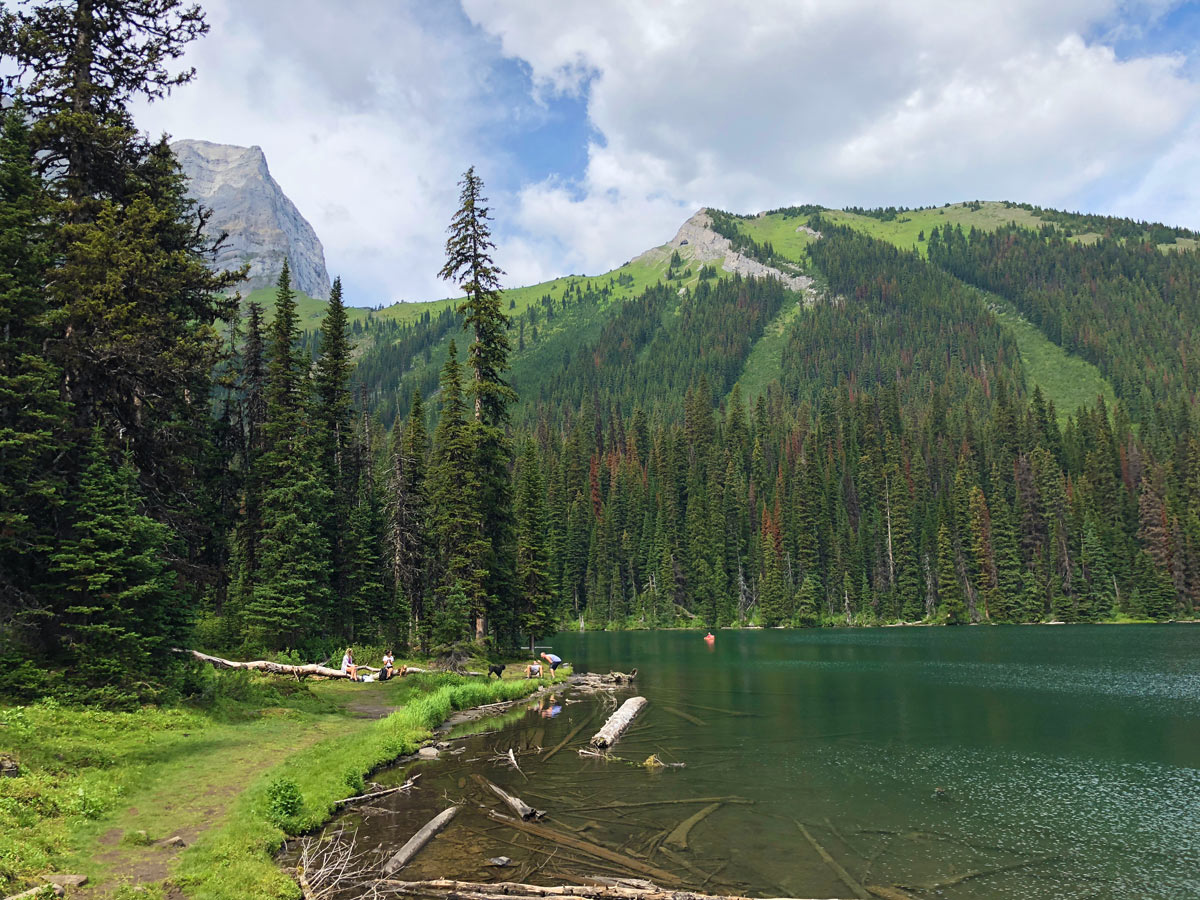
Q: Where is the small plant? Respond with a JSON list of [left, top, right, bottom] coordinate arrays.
[[120, 829, 154, 846], [265, 776, 302, 826]]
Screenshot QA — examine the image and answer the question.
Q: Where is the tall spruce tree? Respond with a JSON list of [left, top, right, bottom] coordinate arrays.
[[245, 263, 331, 649], [50, 428, 180, 703], [438, 167, 516, 643], [427, 341, 488, 646], [387, 391, 429, 649], [515, 440, 554, 649]]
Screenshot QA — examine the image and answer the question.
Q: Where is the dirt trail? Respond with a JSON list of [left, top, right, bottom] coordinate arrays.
[[73, 688, 405, 898]]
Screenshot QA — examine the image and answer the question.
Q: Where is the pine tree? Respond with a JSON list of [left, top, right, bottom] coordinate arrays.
[[515, 441, 555, 649], [427, 341, 488, 646], [386, 391, 428, 650], [50, 428, 180, 703], [438, 167, 516, 643], [0, 109, 65, 659], [245, 264, 331, 649], [937, 522, 967, 624]]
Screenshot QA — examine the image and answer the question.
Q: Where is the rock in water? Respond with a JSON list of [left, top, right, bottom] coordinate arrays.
[[170, 139, 331, 300]]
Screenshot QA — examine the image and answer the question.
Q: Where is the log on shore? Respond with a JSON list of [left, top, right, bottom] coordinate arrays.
[[177, 648, 363, 679], [590, 697, 648, 749], [472, 774, 544, 819], [376, 878, 820, 900], [382, 806, 460, 875]]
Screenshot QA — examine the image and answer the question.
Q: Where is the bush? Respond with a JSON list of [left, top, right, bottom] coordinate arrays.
[[265, 777, 301, 827]]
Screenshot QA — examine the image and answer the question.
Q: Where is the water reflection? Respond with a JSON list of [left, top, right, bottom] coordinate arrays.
[[307, 626, 1200, 899]]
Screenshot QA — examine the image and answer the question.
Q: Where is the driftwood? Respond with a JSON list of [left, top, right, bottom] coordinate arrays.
[[337, 774, 419, 806], [382, 806, 460, 875], [178, 648, 367, 679], [472, 774, 544, 819], [795, 821, 869, 900], [487, 812, 681, 886], [375, 879, 817, 900], [542, 712, 596, 761], [4, 887, 64, 900], [665, 802, 720, 850], [590, 697, 648, 749]]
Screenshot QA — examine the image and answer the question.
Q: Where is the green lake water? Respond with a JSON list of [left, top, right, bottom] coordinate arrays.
[[319, 626, 1200, 898]]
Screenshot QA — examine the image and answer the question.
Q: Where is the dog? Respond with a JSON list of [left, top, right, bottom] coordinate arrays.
[[487, 663, 506, 679]]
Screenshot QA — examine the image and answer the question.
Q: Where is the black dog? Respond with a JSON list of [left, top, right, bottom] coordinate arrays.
[[487, 663, 506, 679]]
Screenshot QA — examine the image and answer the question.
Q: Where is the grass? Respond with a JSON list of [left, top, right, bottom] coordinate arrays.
[[0, 665, 554, 898], [735, 213, 816, 263], [820, 202, 1047, 256], [728, 298, 805, 402], [990, 299, 1116, 419]]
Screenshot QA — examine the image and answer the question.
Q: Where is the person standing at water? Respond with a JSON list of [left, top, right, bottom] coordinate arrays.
[[342, 648, 359, 682], [540, 651, 562, 672]]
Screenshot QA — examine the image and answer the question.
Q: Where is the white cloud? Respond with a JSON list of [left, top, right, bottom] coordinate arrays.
[[133, 0, 499, 304], [465, 0, 1200, 275], [132, 1, 1200, 300]]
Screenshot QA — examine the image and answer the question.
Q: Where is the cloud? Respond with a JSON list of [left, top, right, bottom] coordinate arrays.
[[133, 0, 509, 304], [465, 0, 1200, 275], [132, 1, 1200, 300]]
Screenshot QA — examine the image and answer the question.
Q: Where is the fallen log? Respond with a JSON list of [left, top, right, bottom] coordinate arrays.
[[177, 648, 365, 679], [337, 773, 419, 806], [542, 712, 596, 761], [795, 821, 869, 900], [375, 878, 817, 900], [661, 706, 707, 726], [382, 806, 460, 875], [664, 802, 720, 850], [472, 774, 544, 819], [487, 812, 681, 886], [590, 697, 648, 749], [4, 887, 64, 900]]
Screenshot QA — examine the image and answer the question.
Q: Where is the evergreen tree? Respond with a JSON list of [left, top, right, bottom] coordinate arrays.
[[387, 391, 428, 649], [937, 522, 967, 624], [50, 429, 180, 703], [245, 264, 331, 649], [427, 341, 488, 645], [438, 167, 516, 643], [515, 441, 555, 648]]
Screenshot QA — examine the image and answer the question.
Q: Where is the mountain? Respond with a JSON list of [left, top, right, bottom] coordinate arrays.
[[170, 139, 331, 300]]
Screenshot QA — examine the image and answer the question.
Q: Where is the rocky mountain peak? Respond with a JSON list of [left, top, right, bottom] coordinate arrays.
[[171, 138, 331, 300]]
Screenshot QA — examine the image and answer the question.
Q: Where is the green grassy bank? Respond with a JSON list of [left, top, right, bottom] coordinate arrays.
[[0, 667, 553, 898]]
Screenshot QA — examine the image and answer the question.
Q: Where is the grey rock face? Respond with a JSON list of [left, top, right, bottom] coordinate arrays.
[[170, 139, 331, 299]]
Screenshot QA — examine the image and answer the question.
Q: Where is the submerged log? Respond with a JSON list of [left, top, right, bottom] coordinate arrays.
[[590, 697, 648, 749], [382, 806, 460, 875], [542, 712, 596, 761], [487, 812, 681, 886], [472, 774, 544, 819], [664, 802, 721, 850], [376, 878, 817, 900], [795, 821, 869, 900]]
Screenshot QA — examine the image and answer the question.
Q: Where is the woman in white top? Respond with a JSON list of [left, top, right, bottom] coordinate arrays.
[[382, 651, 394, 680], [341, 648, 359, 682]]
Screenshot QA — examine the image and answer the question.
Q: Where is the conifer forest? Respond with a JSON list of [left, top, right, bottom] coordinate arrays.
[[4, 0, 1200, 710]]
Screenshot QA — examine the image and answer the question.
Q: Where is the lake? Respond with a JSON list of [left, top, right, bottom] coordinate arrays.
[[316, 626, 1200, 898]]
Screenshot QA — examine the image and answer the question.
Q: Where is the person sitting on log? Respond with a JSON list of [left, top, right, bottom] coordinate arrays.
[[341, 647, 360, 682], [539, 651, 563, 672], [525, 661, 542, 678], [381, 650, 395, 680]]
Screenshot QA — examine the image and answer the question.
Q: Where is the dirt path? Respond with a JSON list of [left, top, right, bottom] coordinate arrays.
[[70, 683, 409, 897]]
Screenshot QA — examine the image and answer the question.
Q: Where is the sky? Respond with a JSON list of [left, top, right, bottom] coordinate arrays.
[[132, 0, 1200, 306]]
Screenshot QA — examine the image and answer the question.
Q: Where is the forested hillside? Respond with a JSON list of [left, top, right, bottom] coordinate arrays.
[[3, 0, 1200, 710]]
